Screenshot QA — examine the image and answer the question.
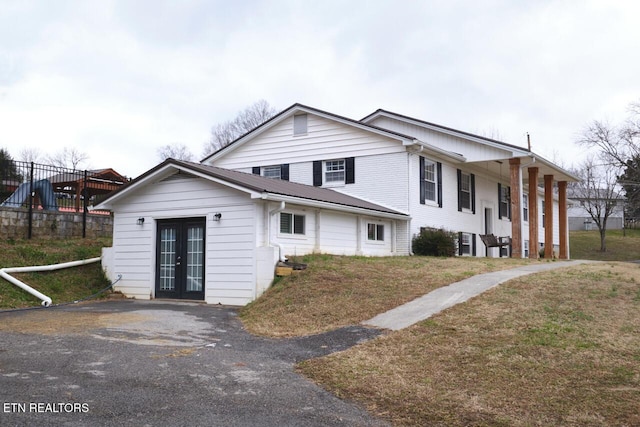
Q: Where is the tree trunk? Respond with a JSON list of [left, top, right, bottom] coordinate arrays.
[[599, 227, 607, 252]]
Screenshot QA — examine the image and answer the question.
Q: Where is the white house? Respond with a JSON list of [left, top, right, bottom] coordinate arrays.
[[568, 193, 626, 231], [97, 103, 578, 305], [96, 160, 409, 305], [203, 103, 578, 260]]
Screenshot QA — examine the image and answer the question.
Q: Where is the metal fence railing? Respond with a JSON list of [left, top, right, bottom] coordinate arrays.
[[0, 160, 128, 238]]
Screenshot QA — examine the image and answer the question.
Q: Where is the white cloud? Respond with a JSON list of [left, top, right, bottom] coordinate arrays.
[[0, 0, 638, 176]]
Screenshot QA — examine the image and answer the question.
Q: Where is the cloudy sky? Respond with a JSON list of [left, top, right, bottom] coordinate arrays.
[[1, 0, 639, 177]]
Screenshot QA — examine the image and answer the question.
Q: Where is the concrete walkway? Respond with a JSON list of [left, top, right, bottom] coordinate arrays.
[[364, 260, 592, 331]]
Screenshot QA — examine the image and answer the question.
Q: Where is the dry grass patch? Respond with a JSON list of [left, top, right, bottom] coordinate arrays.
[[240, 254, 532, 337], [0, 310, 148, 334], [299, 262, 640, 426]]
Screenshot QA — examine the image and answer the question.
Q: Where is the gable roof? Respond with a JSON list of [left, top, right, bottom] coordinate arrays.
[[361, 109, 530, 154], [201, 103, 465, 164], [361, 108, 580, 182], [95, 159, 409, 219]]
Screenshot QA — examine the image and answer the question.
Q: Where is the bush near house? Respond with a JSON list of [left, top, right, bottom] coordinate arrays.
[[411, 227, 457, 257]]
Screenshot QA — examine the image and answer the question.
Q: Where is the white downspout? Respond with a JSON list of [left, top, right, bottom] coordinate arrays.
[[268, 201, 287, 262], [0, 257, 101, 307]]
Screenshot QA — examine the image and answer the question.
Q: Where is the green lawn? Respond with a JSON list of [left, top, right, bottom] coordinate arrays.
[[570, 229, 640, 261]]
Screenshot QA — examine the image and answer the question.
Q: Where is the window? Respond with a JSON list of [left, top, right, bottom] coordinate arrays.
[[457, 170, 475, 213], [420, 157, 442, 207], [523, 194, 529, 222], [252, 164, 289, 180], [424, 160, 437, 201], [280, 213, 305, 235], [262, 165, 281, 179], [324, 159, 345, 183], [459, 232, 473, 256], [313, 158, 355, 186], [460, 172, 471, 210], [524, 240, 530, 257], [542, 200, 545, 228], [367, 223, 384, 241], [293, 114, 307, 135], [499, 184, 510, 219]]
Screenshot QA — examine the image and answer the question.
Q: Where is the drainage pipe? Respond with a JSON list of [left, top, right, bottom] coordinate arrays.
[[268, 201, 287, 262], [0, 257, 101, 307]]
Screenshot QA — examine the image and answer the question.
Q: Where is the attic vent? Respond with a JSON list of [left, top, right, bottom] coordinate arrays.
[[293, 114, 307, 135], [160, 171, 198, 182]]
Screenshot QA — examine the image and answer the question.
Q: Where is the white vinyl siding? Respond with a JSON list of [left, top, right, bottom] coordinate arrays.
[[109, 174, 257, 306], [208, 113, 406, 170], [365, 115, 515, 162]]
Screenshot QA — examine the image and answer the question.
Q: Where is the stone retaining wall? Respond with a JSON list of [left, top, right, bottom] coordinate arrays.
[[0, 208, 113, 239]]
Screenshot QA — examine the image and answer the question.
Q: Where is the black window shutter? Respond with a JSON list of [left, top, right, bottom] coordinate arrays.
[[458, 232, 463, 256], [252, 167, 260, 175], [471, 173, 476, 214], [312, 161, 322, 186], [281, 164, 289, 181], [507, 186, 511, 219], [498, 183, 502, 219], [437, 162, 443, 208], [345, 157, 355, 184], [419, 156, 426, 205], [457, 169, 462, 212], [472, 233, 477, 256]]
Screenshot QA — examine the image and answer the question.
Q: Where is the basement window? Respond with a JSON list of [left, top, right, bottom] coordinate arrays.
[[280, 213, 305, 235], [367, 223, 384, 241]]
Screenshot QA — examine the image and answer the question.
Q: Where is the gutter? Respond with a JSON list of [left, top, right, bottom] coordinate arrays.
[[258, 193, 410, 220], [0, 257, 101, 307], [268, 201, 287, 262]]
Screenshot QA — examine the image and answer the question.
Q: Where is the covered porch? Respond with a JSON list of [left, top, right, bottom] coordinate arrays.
[[475, 155, 579, 259]]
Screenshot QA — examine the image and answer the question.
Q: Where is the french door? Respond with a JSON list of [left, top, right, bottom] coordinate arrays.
[[156, 218, 205, 300]]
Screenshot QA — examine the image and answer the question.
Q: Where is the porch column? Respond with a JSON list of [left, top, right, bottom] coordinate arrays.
[[558, 181, 569, 259], [544, 174, 554, 259], [528, 167, 539, 258], [509, 158, 522, 258]]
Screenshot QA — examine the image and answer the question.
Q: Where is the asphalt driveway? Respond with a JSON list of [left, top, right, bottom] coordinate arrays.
[[0, 300, 386, 426]]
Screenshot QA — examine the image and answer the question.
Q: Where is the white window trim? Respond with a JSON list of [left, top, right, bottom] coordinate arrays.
[[423, 159, 438, 204], [499, 186, 510, 220], [278, 212, 306, 238], [366, 223, 385, 244], [460, 172, 472, 212], [460, 232, 472, 256], [323, 159, 346, 187], [522, 193, 529, 222], [262, 165, 282, 179]]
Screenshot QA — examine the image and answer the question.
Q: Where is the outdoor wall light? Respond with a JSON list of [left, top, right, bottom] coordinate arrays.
[[137, 217, 145, 225], [213, 213, 222, 221]]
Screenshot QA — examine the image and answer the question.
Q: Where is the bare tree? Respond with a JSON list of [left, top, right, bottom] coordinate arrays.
[[157, 144, 194, 162], [202, 100, 277, 157], [45, 147, 89, 171], [570, 158, 623, 252], [577, 100, 640, 170], [18, 147, 43, 163]]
